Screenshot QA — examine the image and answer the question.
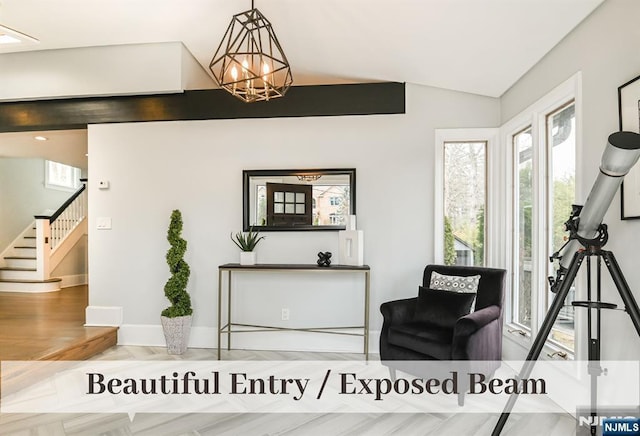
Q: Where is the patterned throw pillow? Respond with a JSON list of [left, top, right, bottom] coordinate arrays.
[[429, 272, 480, 293]]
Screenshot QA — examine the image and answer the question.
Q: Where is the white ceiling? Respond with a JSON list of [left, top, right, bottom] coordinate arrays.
[[0, 0, 604, 165], [0, 130, 87, 169], [1, 0, 604, 98]]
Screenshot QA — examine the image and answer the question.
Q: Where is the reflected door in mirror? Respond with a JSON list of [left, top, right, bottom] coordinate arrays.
[[266, 183, 312, 226]]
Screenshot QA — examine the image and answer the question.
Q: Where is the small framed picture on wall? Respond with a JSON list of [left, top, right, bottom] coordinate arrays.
[[618, 74, 640, 219]]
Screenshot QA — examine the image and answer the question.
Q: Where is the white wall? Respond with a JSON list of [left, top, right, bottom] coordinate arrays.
[[0, 42, 214, 101], [87, 83, 500, 352], [51, 235, 88, 286], [0, 158, 72, 250], [501, 0, 640, 359]]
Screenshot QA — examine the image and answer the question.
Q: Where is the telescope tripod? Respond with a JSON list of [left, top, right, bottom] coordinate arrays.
[[492, 224, 640, 435]]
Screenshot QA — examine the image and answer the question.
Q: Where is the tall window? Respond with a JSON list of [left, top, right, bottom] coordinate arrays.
[[513, 128, 533, 329], [547, 103, 576, 350], [509, 100, 577, 353], [443, 141, 486, 266], [45, 160, 81, 191]]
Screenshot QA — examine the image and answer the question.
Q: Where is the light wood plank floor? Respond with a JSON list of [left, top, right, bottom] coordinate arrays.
[[0, 346, 578, 436]]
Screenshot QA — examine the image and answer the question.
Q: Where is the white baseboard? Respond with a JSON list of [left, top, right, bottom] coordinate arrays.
[[117, 323, 381, 354], [118, 325, 217, 348], [85, 305, 123, 326], [60, 274, 88, 288]]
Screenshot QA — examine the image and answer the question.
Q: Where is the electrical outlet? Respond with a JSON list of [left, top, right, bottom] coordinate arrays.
[[281, 308, 290, 321]]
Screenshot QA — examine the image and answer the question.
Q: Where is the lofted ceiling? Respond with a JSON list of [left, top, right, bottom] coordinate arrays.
[[0, 0, 604, 166], [0, 0, 604, 98]]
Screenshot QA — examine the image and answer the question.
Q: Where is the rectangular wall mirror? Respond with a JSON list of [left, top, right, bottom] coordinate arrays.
[[243, 168, 356, 231]]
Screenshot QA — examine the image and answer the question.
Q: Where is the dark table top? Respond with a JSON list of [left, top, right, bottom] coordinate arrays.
[[218, 263, 370, 271]]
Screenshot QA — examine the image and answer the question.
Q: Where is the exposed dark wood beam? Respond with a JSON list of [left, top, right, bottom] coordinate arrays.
[[0, 82, 405, 133]]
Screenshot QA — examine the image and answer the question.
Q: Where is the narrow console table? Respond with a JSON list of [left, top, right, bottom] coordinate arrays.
[[217, 263, 370, 360]]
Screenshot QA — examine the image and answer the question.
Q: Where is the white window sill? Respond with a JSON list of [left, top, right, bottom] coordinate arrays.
[[503, 324, 574, 362]]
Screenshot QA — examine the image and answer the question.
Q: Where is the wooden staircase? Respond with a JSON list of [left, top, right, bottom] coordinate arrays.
[[0, 184, 86, 293], [0, 226, 62, 292]]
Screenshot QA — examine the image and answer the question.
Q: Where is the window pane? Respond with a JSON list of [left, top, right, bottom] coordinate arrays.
[[548, 103, 576, 350], [313, 186, 349, 226], [443, 142, 486, 267], [255, 185, 267, 226], [514, 128, 533, 329], [46, 160, 80, 190]]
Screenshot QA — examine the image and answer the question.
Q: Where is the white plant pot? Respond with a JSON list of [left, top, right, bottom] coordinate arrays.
[[240, 251, 256, 265], [160, 315, 192, 355]]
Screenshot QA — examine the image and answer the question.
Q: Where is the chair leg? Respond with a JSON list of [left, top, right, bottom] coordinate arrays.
[[388, 367, 396, 382]]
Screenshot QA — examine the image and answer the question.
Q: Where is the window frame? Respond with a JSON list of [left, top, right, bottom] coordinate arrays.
[[434, 128, 499, 267], [511, 125, 534, 331], [501, 72, 583, 359]]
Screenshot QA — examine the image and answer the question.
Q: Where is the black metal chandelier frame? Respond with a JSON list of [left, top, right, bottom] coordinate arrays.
[[209, 0, 293, 103]]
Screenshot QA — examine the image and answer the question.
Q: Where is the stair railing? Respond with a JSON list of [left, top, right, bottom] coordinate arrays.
[[47, 184, 87, 251], [34, 182, 87, 279]]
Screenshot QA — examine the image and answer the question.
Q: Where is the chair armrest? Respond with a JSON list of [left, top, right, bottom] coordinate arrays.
[[454, 305, 500, 338], [452, 305, 502, 360], [380, 297, 417, 325]]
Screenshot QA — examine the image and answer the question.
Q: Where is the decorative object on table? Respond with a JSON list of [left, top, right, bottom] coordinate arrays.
[[209, 0, 293, 103], [618, 73, 640, 219], [338, 214, 364, 266], [231, 226, 265, 265], [317, 251, 332, 267], [160, 209, 193, 355]]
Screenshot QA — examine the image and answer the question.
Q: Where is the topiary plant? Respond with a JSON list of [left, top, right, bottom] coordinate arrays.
[[162, 209, 193, 318]]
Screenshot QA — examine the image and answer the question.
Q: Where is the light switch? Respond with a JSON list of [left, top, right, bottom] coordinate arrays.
[[98, 180, 110, 189], [97, 217, 112, 230]]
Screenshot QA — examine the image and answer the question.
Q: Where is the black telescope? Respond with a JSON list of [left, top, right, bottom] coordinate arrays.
[[550, 131, 640, 292], [493, 131, 640, 436]]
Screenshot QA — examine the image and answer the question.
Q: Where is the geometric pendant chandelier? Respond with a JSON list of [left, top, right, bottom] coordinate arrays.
[[209, 1, 293, 103]]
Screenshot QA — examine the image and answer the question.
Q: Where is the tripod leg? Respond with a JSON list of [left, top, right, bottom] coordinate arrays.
[[587, 256, 602, 436], [602, 250, 640, 336], [492, 251, 585, 436]]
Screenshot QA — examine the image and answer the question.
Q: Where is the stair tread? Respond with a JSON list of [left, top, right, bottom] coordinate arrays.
[[0, 278, 62, 283], [4, 256, 37, 260], [0, 267, 37, 271]]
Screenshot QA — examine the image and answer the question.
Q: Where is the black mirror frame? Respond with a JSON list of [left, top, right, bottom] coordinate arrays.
[[242, 168, 356, 231]]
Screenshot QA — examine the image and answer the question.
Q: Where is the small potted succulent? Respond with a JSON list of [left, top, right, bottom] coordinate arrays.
[[231, 227, 265, 265]]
